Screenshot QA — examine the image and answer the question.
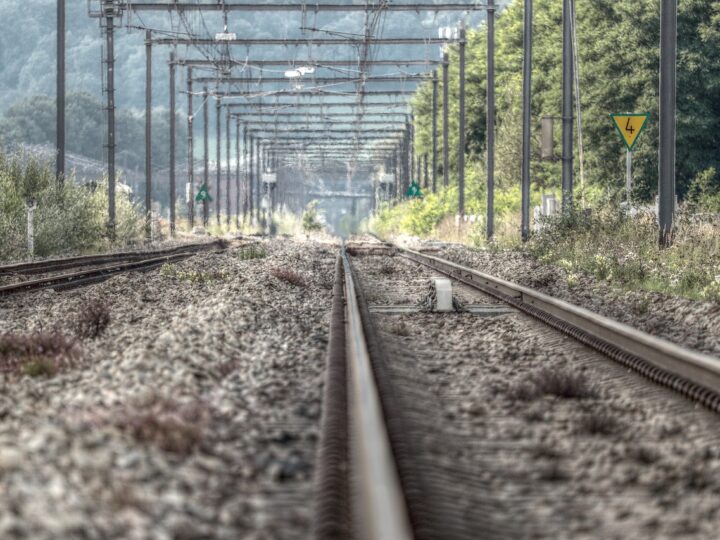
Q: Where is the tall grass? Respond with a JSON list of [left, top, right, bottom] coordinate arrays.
[[0, 151, 143, 260]]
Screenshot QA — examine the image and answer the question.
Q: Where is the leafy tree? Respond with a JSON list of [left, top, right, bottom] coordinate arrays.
[[412, 0, 720, 206]]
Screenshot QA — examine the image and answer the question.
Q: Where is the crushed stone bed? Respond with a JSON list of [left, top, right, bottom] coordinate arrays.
[[352, 251, 720, 539], [0, 237, 335, 539], [392, 238, 720, 357]]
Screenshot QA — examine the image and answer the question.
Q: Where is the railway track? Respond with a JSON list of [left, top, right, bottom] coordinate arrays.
[[0, 239, 237, 296], [315, 238, 720, 539]]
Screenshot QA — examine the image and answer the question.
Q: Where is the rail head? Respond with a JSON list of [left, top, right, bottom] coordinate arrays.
[[341, 252, 413, 540], [399, 246, 720, 395]]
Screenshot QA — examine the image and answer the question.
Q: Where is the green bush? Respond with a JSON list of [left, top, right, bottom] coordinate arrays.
[[0, 151, 143, 260], [302, 200, 323, 233]]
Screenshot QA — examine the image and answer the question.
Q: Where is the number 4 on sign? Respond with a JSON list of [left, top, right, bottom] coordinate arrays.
[[610, 113, 650, 151]]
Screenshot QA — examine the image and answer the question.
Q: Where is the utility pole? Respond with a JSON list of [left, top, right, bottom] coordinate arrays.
[[410, 112, 415, 186], [104, 1, 116, 238], [249, 135, 255, 221], [235, 118, 241, 229], [169, 52, 176, 237], [442, 52, 450, 188], [659, 0, 677, 247], [521, 0, 532, 241], [255, 138, 261, 222], [243, 125, 249, 222], [187, 67, 194, 228], [145, 30, 152, 239], [432, 70, 438, 193], [562, 0, 574, 212], [458, 27, 466, 216], [216, 97, 221, 226], [487, 0, 496, 240], [56, 0, 65, 183], [226, 106, 231, 226], [423, 153, 428, 189], [203, 86, 209, 227]]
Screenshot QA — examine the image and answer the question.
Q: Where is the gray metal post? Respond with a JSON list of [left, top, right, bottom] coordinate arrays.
[[410, 112, 415, 185], [235, 118, 241, 228], [104, 3, 116, 237], [443, 52, 450, 188], [423, 153, 428, 189], [458, 27, 466, 216], [243, 125, 249, 221], [521, 0, 532, 241], [249, 135, 255, 220], [487, 0, 496, 239], [659, 0, 677, 247], [215, 98, 221, 226], [145, 30, 152, 239], [432, 70, 438, 193], [226, 106, 231, 226], [187, 67, 194, 228], [203, 87, 209, 227], [169, 52, 176, 237], [562, 0, 574, 211], [56, 0, 65, 182], [255, 138, 261, 221]]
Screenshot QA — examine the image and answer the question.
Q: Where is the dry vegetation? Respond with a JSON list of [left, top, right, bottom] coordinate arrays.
[[0, 332, 79, 377], [270, 267, 307, 287], [72, 299, 111, 339], [85, 394, 210, 455], [511, 367, 599, 401]]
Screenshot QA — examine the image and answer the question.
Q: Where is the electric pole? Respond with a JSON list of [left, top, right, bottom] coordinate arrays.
[[443, 52, 450, 188], [145, 30, 152, 239], [521, 0, 532, 241], [562, 0, 574, 212], [56, 0, 65, 183], [104, 1, 116, 238], [169, 52, 176, 237], [432, 70, 438, 193], [187, 67, 194, 228], [203, 87, 209, 227], [216, 97, 221, 226], [659, 0, 677, 247], [458, 27, 466, 216], [487, 0, 496, 240]]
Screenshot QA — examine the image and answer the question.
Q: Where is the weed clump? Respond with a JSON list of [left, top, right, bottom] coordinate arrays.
[[577, 410, 623, 436], [388, 321, 411, 337], [270, 267, 307, 287], [73, 299, 111, 339], [89, 394, 209, 454], [0, 332, 78, 377], [237, 244, 267, 261], [161, 263, 228, 283], [511, 367, 598, 401]]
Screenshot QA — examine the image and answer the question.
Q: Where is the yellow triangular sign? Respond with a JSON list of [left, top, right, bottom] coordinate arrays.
[[610, 113, 650, 151]]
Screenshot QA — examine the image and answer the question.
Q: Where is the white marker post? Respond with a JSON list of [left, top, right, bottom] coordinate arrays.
[[610, 113, 649, 208], [626, 150, 632, 204]]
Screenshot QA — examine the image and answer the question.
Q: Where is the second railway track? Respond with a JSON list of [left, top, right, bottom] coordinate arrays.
[[316, 238, 720, 539], [0, 239, 245, 296]]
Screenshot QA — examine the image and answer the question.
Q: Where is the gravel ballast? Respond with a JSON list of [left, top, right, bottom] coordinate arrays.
[[352, 249, 720, 539], [392, 237, 720, 357], [0, 237, 335, 539]]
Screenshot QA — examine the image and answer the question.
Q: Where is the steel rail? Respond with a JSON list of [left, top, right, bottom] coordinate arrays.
[[0, 241, 237, 296], [341, 250, 413, 540], [394, 245, 720, 411], [0, 241, 225, 276]]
